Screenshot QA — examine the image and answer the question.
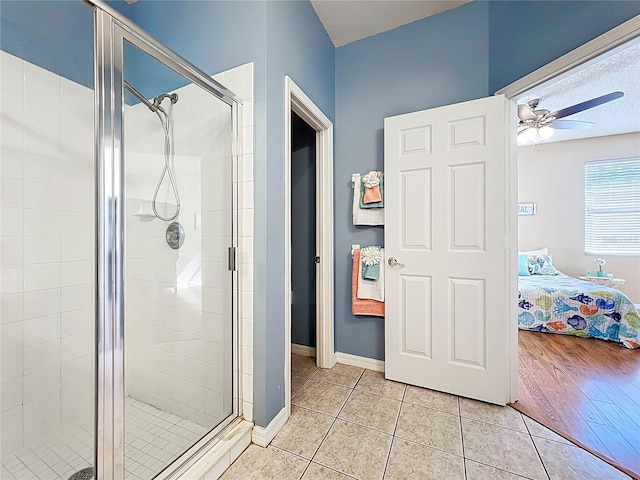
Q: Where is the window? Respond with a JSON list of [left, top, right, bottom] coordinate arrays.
[[585, 157, 640, 255]]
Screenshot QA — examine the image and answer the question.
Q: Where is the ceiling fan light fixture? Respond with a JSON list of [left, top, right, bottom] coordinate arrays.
[[516, 91, 623, 144], [538, 125, 555, 140], [519, 127, 538, 144]]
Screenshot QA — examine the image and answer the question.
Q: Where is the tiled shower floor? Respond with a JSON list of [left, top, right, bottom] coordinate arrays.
[[1, 397, 208, 480], [221, 355, 631, 480]]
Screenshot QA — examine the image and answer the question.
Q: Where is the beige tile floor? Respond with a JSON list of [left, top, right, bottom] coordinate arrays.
[[221, 355, 631, 480]]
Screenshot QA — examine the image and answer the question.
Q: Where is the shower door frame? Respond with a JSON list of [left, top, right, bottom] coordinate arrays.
[[90, 1, 243, 479]]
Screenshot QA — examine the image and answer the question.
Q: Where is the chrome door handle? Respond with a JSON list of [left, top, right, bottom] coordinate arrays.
[[388, 257, 405, 268]]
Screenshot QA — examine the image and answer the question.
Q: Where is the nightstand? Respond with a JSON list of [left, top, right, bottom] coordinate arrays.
[[578, 276, 625, 288]]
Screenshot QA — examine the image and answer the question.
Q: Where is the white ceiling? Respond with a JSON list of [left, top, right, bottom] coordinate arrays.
[[310, 0, 470, 47], [516, 38, 640, 145]]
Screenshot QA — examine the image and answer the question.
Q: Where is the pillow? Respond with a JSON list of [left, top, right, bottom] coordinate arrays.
[[519, 248, 549, 256], [527, 254, 559, 275], [518, 254, 531, 276]]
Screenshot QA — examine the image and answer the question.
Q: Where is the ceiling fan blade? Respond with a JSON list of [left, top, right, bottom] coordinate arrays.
[[551, 119, 594, 130], [518, 103, 537, 121], [550, 91, 624, 119]]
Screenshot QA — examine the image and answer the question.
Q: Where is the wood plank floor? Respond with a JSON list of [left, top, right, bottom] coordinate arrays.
[[513, 331, 640, 479]]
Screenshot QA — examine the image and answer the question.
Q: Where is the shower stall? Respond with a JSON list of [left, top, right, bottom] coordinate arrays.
[[0, 1, 242, 479]]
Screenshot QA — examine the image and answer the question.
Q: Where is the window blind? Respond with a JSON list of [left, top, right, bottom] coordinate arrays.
[[585, 157, 640, 255]]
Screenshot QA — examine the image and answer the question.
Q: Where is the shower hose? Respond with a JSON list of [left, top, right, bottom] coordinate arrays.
[[152, 100, 181, 221]]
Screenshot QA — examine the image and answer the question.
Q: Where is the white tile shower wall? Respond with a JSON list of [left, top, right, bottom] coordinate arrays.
[[0, 51, 95, 458], [124, 63, 254, 427]]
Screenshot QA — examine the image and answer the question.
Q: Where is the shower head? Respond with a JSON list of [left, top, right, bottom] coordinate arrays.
[[123, 81, 179, 114], [152, 92, 178, 111]]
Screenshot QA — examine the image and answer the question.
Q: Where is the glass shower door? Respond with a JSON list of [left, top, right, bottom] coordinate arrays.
[[121, 42, 236, 479]]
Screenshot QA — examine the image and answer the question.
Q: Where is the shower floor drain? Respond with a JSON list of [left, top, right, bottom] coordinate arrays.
[[68, 467, 94, 480]]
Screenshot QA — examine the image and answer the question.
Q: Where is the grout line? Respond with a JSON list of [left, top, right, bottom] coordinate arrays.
[[288, 404, 335, 419], [352, 386, 406, 402], [464, 458, 539, 480], [381, 436, 395, 480], [392, 432, 466, 460], [308, 376, 361, 389], [271, 448, 357, 480], [521, 413, 552, 480], [309, 462, 358, 479], [305, 372, 364, 476], [458, 396, 468, 480], [333, 417, 397, 437], [334, 373, 362, 419], [391, 383, 406, 437], [307, 402, 341, 463], [457, 410, 533, 434], [269, 445, 312, 478], [382, 383, 404, 480], [297, 461, 312, 479], [401, 399, 462, 419], [290, 372, 321, 401]]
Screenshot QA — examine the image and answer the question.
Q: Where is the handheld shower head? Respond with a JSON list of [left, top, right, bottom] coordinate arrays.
[[123, 81, 179, 114], [153, 93, 178, 110]]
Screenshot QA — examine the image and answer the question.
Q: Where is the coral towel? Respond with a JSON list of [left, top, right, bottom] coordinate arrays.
[[362, 171, 382, 204], [352, 249, 384, 317]]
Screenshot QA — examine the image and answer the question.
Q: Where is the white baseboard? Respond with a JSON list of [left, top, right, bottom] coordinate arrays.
[[291, 343, 316, 357], [335, 352, 385, 372], [251, 406, 288, 447]]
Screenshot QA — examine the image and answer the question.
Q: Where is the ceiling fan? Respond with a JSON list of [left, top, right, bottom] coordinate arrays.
[[517, 91, 624, 143]]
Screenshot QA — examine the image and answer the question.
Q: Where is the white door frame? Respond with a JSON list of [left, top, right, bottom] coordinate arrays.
[[284, 76, 335, 416], [497, 13, 640, 402]]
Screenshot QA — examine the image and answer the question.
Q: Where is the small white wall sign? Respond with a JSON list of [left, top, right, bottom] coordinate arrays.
[[518, 203, 537, 216]]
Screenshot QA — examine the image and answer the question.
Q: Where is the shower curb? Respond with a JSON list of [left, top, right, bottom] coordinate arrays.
[[177, 420, 253, 479]]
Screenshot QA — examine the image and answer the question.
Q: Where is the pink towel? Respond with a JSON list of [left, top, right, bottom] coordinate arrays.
[[352, 249, 384, 317], [363, 171, 382, 204]]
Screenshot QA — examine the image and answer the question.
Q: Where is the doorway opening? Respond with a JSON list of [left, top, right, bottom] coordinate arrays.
[[498, 17, 640, 479], [284, 77, 335, 420], [290, 112, 318, 358]]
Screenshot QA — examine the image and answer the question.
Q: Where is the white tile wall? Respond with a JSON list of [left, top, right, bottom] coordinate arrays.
[[237, 66, 254, 423], [124, 63, 254, 432], [0, 50, 95, 460]]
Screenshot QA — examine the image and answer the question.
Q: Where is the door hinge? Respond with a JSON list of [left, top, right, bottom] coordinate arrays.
[[228, 246, 237, 271], [315, 256, 320, 264]]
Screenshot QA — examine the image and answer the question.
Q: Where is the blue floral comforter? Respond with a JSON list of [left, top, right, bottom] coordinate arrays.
[[518, 274, 640, 349]]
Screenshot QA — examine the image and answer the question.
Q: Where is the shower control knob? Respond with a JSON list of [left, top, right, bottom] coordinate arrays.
[[166, 222, 185, 250]]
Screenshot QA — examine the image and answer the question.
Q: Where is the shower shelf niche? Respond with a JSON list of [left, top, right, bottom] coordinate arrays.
[[132, 200, 179, 221], [132, 200, 156, 220]]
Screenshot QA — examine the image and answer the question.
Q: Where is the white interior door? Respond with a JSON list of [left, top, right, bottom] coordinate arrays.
[[384, 95, 516, 405]]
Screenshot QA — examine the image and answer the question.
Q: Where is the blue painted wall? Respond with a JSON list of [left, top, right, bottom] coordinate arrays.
[[489, 1, 640, 93], [334, 1, 490, 360], [262, 0, 335, 424], [0, 1, 94, 88], [115, 1, 267, 76], [291, 113, 317, 348]]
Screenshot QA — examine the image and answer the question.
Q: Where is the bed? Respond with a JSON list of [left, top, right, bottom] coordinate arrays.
[[518, 273, 640, 349]]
